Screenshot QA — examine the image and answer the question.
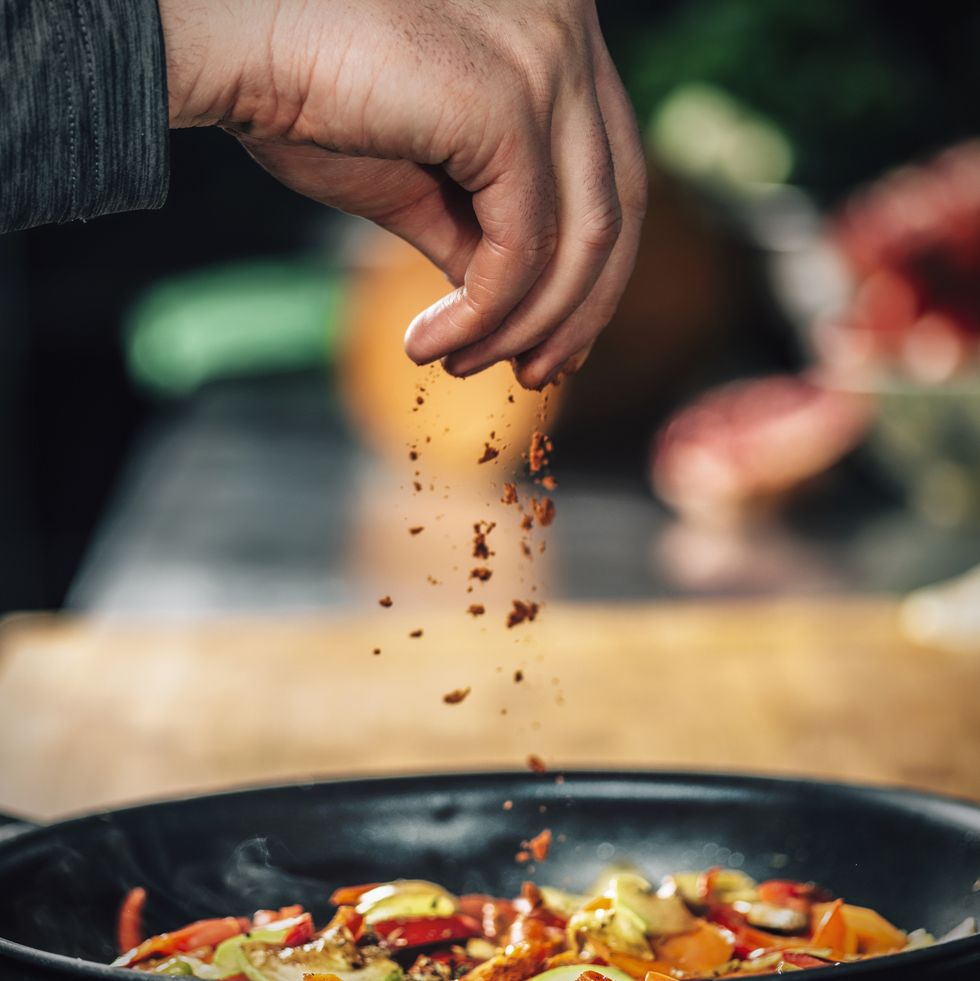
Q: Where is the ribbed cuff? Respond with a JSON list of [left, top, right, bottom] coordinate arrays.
[[0, 0, 170, 234]]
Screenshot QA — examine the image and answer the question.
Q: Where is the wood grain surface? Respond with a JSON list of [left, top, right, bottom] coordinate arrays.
[[0, 600, 977, 820]]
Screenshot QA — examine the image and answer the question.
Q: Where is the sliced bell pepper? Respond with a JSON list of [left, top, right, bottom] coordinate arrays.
[[113, 915, 247, 968], [780, 950, 837, 968], [654, 921, 735, 975], [810, 899, 857, 958], [372, 913, 481, 949], [839, 903, 907, 954], [252, 904, 304, 928], [330, 882, 384, 906], [116, 887, 146, 956]]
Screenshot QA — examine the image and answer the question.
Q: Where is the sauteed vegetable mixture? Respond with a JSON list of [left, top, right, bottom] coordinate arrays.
[[112, 868, 975, 978]]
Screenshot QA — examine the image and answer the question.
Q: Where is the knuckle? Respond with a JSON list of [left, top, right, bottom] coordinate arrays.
[[580, 204, 623, 254]]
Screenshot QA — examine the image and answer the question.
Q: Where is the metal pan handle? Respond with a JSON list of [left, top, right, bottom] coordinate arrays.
[[0, 810, 39, 843]]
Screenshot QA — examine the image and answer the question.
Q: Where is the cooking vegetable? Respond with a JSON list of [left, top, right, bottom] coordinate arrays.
[[356, 881, 458, 925], [112, 865, 967, 979], [371, 914, 481, 949], [117, 887, 147, 955]]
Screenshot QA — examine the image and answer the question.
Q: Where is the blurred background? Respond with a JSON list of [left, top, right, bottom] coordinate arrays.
[[3, 0, 980, 651]]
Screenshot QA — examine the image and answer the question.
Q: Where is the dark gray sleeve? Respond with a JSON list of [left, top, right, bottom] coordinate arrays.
[[0, 0, 169, 234]]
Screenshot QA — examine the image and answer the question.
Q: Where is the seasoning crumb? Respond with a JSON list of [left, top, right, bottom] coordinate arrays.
[[467, 604, 486, 617], [540, 474, 557, 491], [523, 828, 552, 863], [413, 481, 422, 492], [478, 443, 500, 464], [416, 396, 425, 406], [507, 600, 539, 628], [470, 567, 493, 582], [379, 596, 393, 608], [409, 628, 423, 638], [443, 687, 471, 705], [528, 431, 553, 473], [532, 497, 556, 527], [515, 850, 530, 864], [514, 669, 524, 683], [472, 520, 496, 559], [503, 799, 513, 810], [409, 450, 419, 461], [526, 754, 547, 774], [520, 541, 533, 559], [409, 526, 424, 535], [501, 482, 519, 505], [372, 648, 381, 656], [555, 774, 566, 785]]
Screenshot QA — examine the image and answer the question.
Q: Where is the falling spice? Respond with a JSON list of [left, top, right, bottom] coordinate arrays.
[[522, 829, 552, 863], [513, 669, 524, 683], [409, 628, 423, 638], [409, 526, 424, 535], [540, 474, 557, 491], [520, 512, 534, 531], [416, 396, 425, 406], [472, 520, 496, 559], [501, 482, 518, 505], [413, 481, 422, 492], [409, 449, 419, 461], [532, 497, 556, 527], [502, 799, 513, 810], [507, 600, 539, 628], [528, 431, 552, 473], [467, 604, 486, 617], [515, 850, 531, 864], [478, 443, 500, 464], [470, 567, 493, 582], [372, 648, 381, 656], [520, 541, 533, 559], [379, 596, 393, 608], [508, 394, 515, 403], [526, 754, 547, 774], [443, 687, 471, 705]]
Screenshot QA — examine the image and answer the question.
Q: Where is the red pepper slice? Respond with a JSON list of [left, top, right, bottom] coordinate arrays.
[[459, 895, 518, 939], [253, 904, 305, 928], [330, 882, 384, 906], [116, 887, 147, 955], [371, 914, 481, 949], [757, 880, 830, 906], [114, 916, 247, 967], [706, 905, 789, 959], [780, 950, 837, 968]]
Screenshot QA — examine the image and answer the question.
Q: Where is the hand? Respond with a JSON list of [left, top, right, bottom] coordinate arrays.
[[158, 0, 647, 387]]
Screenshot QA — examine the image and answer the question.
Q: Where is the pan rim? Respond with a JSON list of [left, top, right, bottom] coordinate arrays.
[[0, 769, 977, 979]]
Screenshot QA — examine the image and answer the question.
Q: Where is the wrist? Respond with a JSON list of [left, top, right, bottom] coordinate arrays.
[[156, 0, 272, 129]]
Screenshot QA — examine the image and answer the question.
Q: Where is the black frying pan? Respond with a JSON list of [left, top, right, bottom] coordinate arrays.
[[0, 772, 977, 980]]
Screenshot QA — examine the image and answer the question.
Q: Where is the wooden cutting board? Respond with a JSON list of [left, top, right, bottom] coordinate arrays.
[[0, 600, 977, 820]]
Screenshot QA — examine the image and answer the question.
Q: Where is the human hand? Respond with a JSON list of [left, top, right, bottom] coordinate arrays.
[[159, 0, 647, 387]]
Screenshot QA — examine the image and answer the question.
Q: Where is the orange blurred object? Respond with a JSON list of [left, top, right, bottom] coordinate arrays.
[[338, 229, 561, 480]]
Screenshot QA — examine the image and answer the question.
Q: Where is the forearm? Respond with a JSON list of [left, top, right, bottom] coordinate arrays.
[[0, 0, 170, 234]]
